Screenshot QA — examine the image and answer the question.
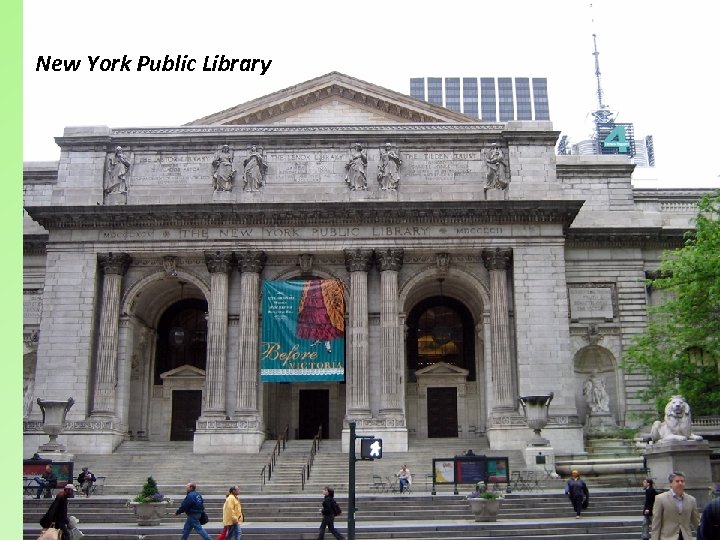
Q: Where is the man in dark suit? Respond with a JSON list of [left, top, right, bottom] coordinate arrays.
[[651, 472, 700, 540]]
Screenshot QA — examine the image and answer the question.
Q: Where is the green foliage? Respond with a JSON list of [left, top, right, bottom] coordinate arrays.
[[623, 191, 720, 416], [133, 476, 165, 503]]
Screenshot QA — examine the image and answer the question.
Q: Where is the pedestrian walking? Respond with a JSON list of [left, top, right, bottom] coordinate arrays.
[[697, 495, 720, 540], [39, 483, 77, 540], [317, 485, 344, 540], [642, 478, 657, 540], [565, 469, 589, 518], [175, 482, 212, 540], [651, 471, 699, 540], [220, 485, 243, 540]]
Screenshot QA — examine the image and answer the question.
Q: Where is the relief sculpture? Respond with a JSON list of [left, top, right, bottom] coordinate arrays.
[[377, 143, 402, 191], [243, 145, 268, 192], [212, 144, 236, 191], [345, 143, 367, 190], [104, 146, 131, 194], [483, 143, 510, 196]]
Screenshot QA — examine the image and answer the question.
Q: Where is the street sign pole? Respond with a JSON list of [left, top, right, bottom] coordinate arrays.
[[348, 421, 357, 540]]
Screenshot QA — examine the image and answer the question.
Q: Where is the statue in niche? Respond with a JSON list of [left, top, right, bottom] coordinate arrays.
[[483, 143, 509, 195], [377, 143, 402, 191], [583, 371, 610, 414], [242, 145, 268, 192], [345, 143, 367, 190], [212, 144, 236, 191], [104, 146, 131, 194]]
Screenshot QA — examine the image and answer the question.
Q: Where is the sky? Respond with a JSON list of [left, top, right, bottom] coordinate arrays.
[[23, 0, 719, 189]]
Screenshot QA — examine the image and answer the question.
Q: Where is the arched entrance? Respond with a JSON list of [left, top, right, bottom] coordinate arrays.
[[122, 273, 209, 442], [406, 295, 477, 438]]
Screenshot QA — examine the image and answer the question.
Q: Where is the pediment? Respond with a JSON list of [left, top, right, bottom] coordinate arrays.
[[160, 364, 206, 380], [415, 362, 469, 377], [186, 72, 473, 126]]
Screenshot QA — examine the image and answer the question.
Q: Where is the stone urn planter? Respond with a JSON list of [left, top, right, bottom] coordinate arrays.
[[128, 476, 171, 525], [128, 501, 170, 526], [37, 397, 74, 452], [467, 496, 501, 522]]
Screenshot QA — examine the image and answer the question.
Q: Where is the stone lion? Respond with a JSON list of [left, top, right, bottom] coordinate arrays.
[[650, 395, 703, 442]]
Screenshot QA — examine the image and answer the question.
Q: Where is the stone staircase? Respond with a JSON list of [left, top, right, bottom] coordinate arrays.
[[22, 491, 645, 539], [24, 437, 652, 539]]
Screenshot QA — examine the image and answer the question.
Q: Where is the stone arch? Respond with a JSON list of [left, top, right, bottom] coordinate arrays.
[[400, 265, 491, 439], [399, 266, 490, 322], [572, 345, 621, 424], [121, 269, 210, 326]]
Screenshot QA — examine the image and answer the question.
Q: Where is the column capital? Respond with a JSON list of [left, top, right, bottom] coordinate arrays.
[[482, 248, 512, 271], [236, 250, 266, 274], [344, 248, 374, 273], [98, 252, 132, 275], [375, 248, 404, 272], [204, 251, 234, 274]]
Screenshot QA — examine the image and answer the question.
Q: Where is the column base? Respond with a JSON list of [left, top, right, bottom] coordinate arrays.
[[342, 417, 408, 452], [193, 416, 264, 453]]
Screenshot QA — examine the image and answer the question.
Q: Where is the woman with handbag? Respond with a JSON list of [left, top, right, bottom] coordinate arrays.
[[39, 483, 77, 539], [218, 485, 243, 540], [565, 470, 590, 519]]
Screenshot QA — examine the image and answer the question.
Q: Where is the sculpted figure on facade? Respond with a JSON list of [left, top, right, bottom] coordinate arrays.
[[104, 146, 131, 194], [583, 371, 610, 413], [345, 143, 368, 190], [483, 143, 510, 194], [212, 144, 236, 191], [377, 143, 402, 191], [242, 145, 268, 192]]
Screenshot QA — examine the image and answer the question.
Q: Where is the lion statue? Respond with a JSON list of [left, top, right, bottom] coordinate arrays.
[[650, 395, 703, 442]]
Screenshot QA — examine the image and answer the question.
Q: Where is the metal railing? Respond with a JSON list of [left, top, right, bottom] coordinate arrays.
[[301, 425, 323, 491], [260, 424, 289, 491]]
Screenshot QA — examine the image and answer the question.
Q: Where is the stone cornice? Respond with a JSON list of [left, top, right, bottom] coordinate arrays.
[[24, 234, 48, 255], [25, 200, 583, 231], [556, 161, 636, 178], [567, 227, 687, 249]]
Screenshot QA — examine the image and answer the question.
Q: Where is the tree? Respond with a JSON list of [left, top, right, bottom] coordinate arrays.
[[623, 191, 720, 417]]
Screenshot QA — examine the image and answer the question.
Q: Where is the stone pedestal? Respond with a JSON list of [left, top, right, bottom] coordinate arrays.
[[524, 446, 557, 474], [644, 440, 713, 508], [37, 451, 75, 463], [193, 417, 264, 454], [585, 412, 618, 436]]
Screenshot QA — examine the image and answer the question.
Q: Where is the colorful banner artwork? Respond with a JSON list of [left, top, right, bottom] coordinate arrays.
[[260, 279, 346, 382]]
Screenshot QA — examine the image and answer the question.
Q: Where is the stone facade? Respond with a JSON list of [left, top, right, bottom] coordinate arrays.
[[22, 72, 711, 456]]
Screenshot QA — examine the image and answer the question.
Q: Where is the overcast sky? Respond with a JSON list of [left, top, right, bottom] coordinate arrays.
[[23, 0, 719, 189]]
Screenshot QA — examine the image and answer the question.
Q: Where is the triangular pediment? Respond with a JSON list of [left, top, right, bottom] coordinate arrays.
[[415, 362, 469, 377], [160, 364, 206, 380], [186, 72, 473, 126]]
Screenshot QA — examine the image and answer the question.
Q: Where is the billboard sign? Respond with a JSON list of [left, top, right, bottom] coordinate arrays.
[[260, 279, 345, 382]]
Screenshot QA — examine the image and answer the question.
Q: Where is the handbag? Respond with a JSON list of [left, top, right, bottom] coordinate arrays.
[[200, 511, 209, 525], [37, 528, 61, 540]]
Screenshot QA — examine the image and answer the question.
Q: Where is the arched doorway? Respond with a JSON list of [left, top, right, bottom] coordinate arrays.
[[407, 296, 475, 438]]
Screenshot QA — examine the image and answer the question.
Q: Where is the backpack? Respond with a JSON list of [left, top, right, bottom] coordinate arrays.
[[332, 500, 342, 516]]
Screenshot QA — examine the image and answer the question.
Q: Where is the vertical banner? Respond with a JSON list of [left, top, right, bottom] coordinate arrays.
[[260, 279, 345, 381]]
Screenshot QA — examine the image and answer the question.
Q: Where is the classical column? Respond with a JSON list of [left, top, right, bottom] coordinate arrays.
[[376, 248, 404, 415], [235, 251, 266, 416], [92, 252, 131, 416], [481, 248, 515, 410], [344, 249, 374, 418], [203, 251, 233, 417]]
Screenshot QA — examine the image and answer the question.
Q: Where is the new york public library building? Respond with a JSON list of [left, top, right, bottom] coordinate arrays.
[[22, 72, 710, 458]]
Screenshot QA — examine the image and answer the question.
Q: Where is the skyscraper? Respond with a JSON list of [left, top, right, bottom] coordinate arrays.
[[410, 76, 550, 121]]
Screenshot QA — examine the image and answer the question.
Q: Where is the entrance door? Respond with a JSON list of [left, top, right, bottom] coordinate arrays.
[[427, 387, 458, 438], [171, 390, 202, 441], [298, 389, 329, 439]]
